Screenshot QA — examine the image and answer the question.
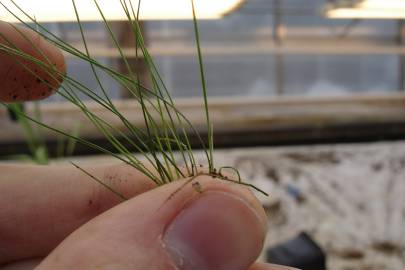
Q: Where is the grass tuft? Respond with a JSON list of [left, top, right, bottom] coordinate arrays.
[[1, 0, 267, 196]]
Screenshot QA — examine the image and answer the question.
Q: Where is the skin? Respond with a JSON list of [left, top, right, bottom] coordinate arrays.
[[0, 21, 65, 102], [0, 22, 298, 270]]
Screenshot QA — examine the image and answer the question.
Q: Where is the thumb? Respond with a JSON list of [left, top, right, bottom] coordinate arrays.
[[37, 176, 268, 270]]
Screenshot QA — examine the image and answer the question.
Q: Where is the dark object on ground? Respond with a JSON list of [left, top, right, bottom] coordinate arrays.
[[266, 232, 327, 270]]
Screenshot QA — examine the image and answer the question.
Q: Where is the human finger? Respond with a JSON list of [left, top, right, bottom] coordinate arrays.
[[0, 21, 65, 102], [0, 163, 156, 264], [37, 175, 267, 270]]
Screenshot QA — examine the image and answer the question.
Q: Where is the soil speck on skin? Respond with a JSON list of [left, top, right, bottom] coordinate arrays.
[[192, 181, 203, 193]]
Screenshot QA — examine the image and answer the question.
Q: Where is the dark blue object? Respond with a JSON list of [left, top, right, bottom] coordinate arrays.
[[286, 184, 306, 203], [266, 232, 327, 270]]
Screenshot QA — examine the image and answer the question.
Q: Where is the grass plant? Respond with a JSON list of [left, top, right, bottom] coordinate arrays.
[[7, 102, 49, 164], [6, 102, 80, 164], [0, 0, 267, 196]]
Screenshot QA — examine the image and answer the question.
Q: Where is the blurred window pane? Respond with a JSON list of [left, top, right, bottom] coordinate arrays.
[[39, 0, 403, 101], [283, 55, 399, 96]]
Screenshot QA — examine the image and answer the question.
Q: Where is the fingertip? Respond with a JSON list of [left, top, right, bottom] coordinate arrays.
[[157, 176, 268, 270], [0, 21, 65, 102], [171, 175, 269, 232], [163, 191, 266, 270]]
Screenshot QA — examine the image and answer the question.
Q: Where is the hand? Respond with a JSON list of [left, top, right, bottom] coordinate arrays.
[[0, 164, 298, 270], [0, 22, 298, 270]]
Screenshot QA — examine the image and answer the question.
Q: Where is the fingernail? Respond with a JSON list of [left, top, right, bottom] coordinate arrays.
[[163, 191, 266, 270]]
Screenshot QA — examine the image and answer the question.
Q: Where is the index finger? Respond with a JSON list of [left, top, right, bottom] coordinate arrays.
[[0, 21, 65, 103], [0, 163, 157, 264]]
